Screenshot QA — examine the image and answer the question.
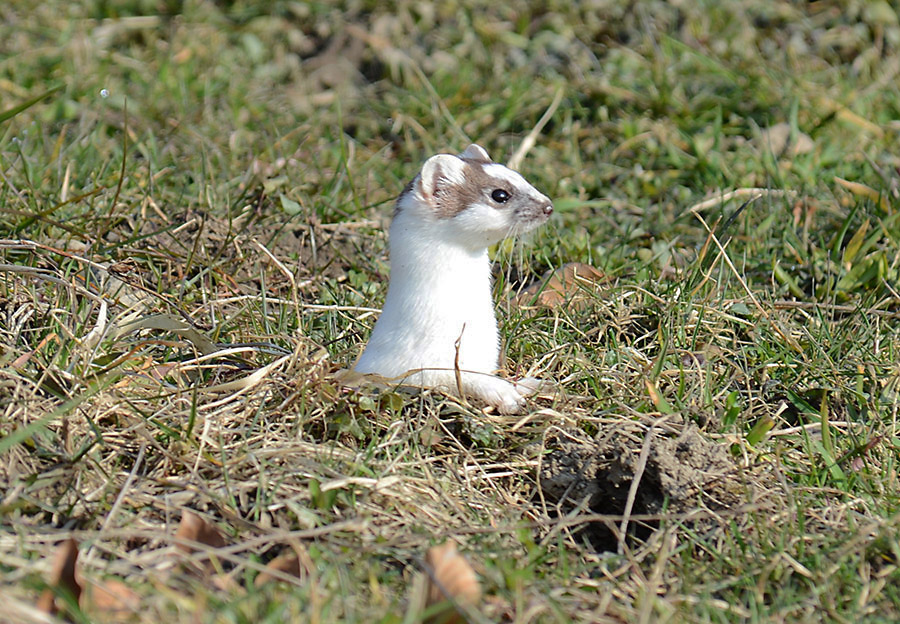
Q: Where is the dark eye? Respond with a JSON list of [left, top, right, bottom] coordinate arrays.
[[491, 189, 511, 203]]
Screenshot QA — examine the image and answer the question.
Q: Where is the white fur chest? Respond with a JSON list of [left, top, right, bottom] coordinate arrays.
[[355, 211, 500, 382]]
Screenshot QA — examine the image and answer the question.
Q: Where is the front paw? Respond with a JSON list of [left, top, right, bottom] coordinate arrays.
[[465, 375, 528, 414], [513, 377, 547, 397]]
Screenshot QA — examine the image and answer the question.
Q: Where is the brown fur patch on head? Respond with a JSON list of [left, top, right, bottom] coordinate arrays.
[[395, 157, 523, 220], [430, 160, 501, 218]]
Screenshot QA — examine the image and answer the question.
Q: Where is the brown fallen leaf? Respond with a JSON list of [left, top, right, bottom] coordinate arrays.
[[211, 571, 242, 592], [11, 333, 59, 369], [424, 541, 482, 624], [513, 262, 606, 308], [173, 510, 232, 585], [174, 510, 226, 553], [758, 122, 814, 158], [254, 552, 303, 587], [37, 538, 82, 618], [86, 577, 141, 615]]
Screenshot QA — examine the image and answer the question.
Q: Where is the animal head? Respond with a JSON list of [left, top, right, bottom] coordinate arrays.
[[397, 144, 553, 249]]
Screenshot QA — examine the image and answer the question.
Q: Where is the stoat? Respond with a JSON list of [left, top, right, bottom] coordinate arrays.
[[354, 144, 553, 413]]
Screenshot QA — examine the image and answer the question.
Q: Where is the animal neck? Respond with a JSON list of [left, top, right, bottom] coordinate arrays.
[[385, 214, 494, 318]]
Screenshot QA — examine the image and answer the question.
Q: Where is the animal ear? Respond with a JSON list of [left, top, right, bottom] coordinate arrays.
[[418, 154, 467, 200], [458, 144, 491, 163]]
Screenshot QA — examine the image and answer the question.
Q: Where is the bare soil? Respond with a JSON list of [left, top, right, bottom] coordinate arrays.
[[539, 422, 754, 550]]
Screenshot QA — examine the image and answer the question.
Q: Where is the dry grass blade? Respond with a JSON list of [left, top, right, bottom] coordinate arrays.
[[688, 188, 796, 213], [617, 424, 656, 556], [507, 87, 564, 171], [691, 210, 804, 353], [111, 313, 218, 354], [834, 176, 891, 211], [254, 239, 303, 331], [202, 353, 292, 396]]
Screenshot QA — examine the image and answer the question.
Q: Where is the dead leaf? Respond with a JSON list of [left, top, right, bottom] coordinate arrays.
[[424, 541, 482, 624], [514, 262, 606, 308], [11, 333, 59, 369], [211, 572, 242, 592], [758, 122, 814, 158], [417, 419, 443, 449], [172, 46, 192, 64], [37, 538, 82, 617], [175, 510, 226, 553], [254, 552, 303, 587], [86, 578, 140, 615]]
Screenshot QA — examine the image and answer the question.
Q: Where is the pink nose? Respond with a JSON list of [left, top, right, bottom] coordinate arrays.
[[543, 203, 553, 216]]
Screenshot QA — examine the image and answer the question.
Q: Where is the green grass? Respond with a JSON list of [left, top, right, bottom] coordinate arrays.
[[2, 0, 900, 622]]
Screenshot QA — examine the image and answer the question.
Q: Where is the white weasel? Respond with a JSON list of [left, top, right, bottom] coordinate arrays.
[[354, 144, 553, 413]]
